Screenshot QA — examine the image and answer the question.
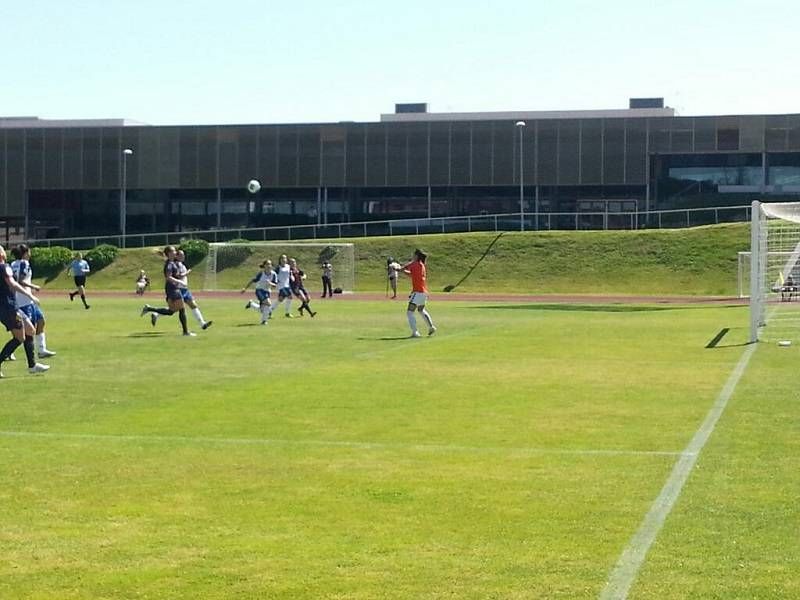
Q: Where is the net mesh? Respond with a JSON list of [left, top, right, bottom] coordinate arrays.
[[203, 242, 355, 293]]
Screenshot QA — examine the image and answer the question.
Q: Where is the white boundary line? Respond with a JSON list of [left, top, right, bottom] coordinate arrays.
[[599, 342, 758, 600], [0, 429, 684, 458]]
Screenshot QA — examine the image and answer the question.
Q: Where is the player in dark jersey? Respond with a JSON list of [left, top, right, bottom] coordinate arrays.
[[139, 245, 194, 337], [0, 244, 50, 377], [289, 258, 316, 317]]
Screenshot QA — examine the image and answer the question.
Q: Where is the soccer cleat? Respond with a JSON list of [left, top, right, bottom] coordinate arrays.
[[38, 349, 57, 358], [69, 292, 75, 301], [151, 313, 157, 327], [140, 305, 151, 317], [260, 320, 268, 325], [410, 331, 421, 338], [285, 313, 293, 318], [428, 326, 437, 336], [183, 332, 197, 337], [29, 363, 50, 374], [245, 301, 251, 310], [84, 305, 91, 310], [202, 321, 213, 330], [0, 368, 4, 379], [310, 311, 317, 318], [8, 353, 16, 361]]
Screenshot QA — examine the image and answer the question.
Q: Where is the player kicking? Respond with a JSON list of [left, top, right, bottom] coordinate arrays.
[[67, 252, 91, 309], [0, 244, 50, 377], [402, 249, 436, 338], [241, 260, 277, 325], [289, 258, 316, 317], [11, 244, 56, 358], [150, 249, 212, 330], [275, 254, 294, 318], [140, 245, 195, 337]]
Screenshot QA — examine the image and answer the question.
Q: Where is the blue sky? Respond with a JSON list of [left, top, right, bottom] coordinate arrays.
[[1, 0, 797, 125]]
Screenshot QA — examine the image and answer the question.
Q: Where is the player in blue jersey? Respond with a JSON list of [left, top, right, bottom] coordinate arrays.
[[0, 244, 50, 378], [11, 244, 56, 359], [241, 259, 277, 324], [150, 249, 212, 330], [139, 245, 194, 337], [67, 252, 91, 309]]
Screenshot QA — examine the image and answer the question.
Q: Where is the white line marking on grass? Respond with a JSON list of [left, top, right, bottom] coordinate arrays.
[[0, 429, 685, 458], [599, 342, 757, 600]]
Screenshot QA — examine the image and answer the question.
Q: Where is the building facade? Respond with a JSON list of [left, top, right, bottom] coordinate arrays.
[[1, 103, 799, 240]]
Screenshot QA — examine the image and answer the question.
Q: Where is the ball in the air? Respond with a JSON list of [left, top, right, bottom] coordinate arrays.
[[247, 179, 262, 194]]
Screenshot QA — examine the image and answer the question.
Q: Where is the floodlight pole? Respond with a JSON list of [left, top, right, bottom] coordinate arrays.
[[516, 121, 526, 232], [121, 148, 133, 248]]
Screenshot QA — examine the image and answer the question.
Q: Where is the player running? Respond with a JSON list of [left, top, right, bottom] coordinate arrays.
[[11, 244, 56, 358], [275, 254, 294, 318], [150, 249, 212, 330], [0, 244, 50, 378], [402, 249, 436, 338], [241, 259, 277, 325], [140, 245, 195, 337], [67, 252, 91, 309], [289, 258, 316, 317]]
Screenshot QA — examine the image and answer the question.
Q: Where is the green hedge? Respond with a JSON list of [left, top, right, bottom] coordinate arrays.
[[30, 246, 73, 278], [179, 239, 209, 268], [85, 244, 119, 271]]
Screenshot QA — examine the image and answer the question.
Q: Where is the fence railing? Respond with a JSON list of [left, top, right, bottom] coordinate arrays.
[[23, 205, 752, 250]]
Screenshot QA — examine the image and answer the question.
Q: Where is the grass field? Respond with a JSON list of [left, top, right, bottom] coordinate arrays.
[[0, 293, 797, 598]]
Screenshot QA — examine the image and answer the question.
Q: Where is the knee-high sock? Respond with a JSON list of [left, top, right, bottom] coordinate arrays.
[[23, 335, 36, 368], [260, 304, 270, 322], [191, 307, 205, 326], [178, 309, 189, 334], [285, 299, 292, 314], [421, 308, 434, 328], [247, 301, 260, 311], [0, 338, 21, 363], [407, 311, 417, 333], [80, 293, 89, 308], [147, 307, 174, 316], [35, 332, 48, 353]]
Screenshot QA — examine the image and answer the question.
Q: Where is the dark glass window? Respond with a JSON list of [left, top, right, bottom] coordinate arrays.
[[218, 127, 240, 188], [137, 128, 160, 188], [471, 122, 491, 185], [345, 125, 366, 186], [43, 129, 63, 189], [740, 116, 764, 151], [716, 116, 740, 151], [159, 128, 180, 188], [450, 123, 470, 185], [237, 126, 257, 185], [257, 126, 278, 186], [788, 115, 800, 150], [179, 128, 198, 187], [365, 124, 387, 186], [765, 115, 788, 151], [580, 119, 602, 184], [429, 123, 450, 185], [25, 129, 44, 189], [603, 120, 624, 184], [558, 120, 579, 185], [407, 123, 428, 186], [278, 126, 298, 187], [625, 119, 647, 184], [537, 121, 558, 185], [649, 118, 671, 153], [6, 130, 24, 215], [493, 122, 513, 185], [82, 129, 101, 188], [63, 129, 82, 188], [197, 127, 217, 188], [120, 129, 139, 189], [386, 125, 407, 186], [670, 118, 694, 152], [101, 128, 120, 189], [694, 117, 716, 152], [321, 125, 345, 187], [297, 126, 321, 186]]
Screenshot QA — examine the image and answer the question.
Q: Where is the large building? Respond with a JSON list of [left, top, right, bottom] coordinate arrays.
[[1, 99, 799, 240]]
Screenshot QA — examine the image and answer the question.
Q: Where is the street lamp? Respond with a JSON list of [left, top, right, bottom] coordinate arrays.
[[515, 121, 526, 232], [121, 148, 133, 247]]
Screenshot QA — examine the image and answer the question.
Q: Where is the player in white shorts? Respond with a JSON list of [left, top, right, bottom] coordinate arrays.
[[242, 260, 277, 324], [274, 254, 294, 318]]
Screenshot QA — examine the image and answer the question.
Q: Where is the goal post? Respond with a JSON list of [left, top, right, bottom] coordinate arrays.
[[749, 200, 800, 343], [202, 242, 356, 293]]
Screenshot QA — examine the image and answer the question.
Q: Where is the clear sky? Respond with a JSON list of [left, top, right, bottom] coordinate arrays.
[[2, 0, 797, 125]]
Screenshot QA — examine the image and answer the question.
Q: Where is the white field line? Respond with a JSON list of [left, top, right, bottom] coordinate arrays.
[[599, 341, 757, 600], [0, 429, 684, 458]]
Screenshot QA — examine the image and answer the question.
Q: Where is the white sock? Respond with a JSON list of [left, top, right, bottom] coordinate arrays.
[[285, 299, 292, 314], [421, 308, 434, 329], [247, 301, 259, 311], [407, 311, 417, 333], [260, 305, 270, 322], [153, 313, 159, 322], [191, 307, 205, 326], [36, 333, 46, 353]]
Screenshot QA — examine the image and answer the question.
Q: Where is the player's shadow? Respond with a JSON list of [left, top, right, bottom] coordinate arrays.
[[127, 331, 168, 338], [235, 323, 264, 327], [357, 335, 416, 341], [464, 303, 742, 314]]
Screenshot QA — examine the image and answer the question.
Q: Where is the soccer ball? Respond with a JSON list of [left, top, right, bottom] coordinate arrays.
[[247, 179, 261, 194]]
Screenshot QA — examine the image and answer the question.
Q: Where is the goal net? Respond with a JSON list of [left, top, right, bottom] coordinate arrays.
[[749, 200, 800, 343], [202, 242, 356, 293]]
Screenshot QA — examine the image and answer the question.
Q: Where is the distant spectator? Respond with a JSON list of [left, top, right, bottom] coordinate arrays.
[[135, 270, 150, 295], [321, 261, 333, 298]]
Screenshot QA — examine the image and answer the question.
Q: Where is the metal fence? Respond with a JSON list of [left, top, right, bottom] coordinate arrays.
[[23, 205, 752, 250]]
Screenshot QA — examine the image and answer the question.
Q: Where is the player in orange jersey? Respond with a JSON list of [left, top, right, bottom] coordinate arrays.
[[401, 249, 436, 338]]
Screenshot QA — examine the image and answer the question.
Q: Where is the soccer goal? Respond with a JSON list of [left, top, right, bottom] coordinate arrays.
[[203, 242, 356, 293], [749, 200, 800, 343]]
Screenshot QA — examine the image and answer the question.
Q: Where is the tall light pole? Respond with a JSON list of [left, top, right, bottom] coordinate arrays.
[[121, 148, 133, 248], [515, 121, 526, 232]]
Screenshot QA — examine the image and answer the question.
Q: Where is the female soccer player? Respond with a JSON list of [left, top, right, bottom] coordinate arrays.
[[289, 258, 316, 317], [11, 244, 56, 358], [241, 260, 277, 325], [0, 245, 50, 377], [150, 250, 212, 330], [140, 246, 194, 337], [68, 252, 91, 309], [275, 254, 294, 318], [402, 249, 436, 338]]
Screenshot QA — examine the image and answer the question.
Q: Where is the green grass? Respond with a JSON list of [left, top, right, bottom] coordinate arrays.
[[0, 294, 795, 597], [34, 223, 750, 295]]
